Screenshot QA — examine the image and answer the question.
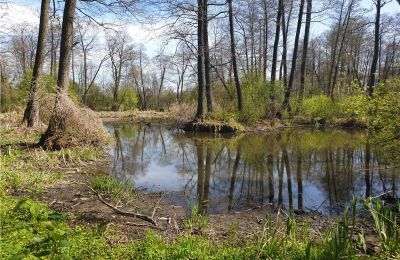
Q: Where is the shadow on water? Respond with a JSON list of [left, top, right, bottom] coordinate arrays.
[[105, 123, 398, 216]]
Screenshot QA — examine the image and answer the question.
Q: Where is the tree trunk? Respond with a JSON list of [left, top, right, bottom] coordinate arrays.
[[228, 0, 243, 111], [22, 0, 50, 127], [39, 0, 107, 150], [196, 0, 205, 118], [158, 67, 166, 109], [299, 0, 312, 102], [262, 0, 269, 81], [56, 0, 76, 93], [203, 0, 213, 113], [330, 0, 354, 99], [367, 0, 381, 96], [281, 1, 288, 88], [271, 0, 283, 84], [282, 0, 304, 113]]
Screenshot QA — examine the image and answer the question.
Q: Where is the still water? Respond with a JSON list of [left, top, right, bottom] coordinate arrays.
[[106, 123, 398, 215]]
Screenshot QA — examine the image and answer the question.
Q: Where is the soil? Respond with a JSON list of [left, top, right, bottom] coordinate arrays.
[[25, 162, 381, 253]]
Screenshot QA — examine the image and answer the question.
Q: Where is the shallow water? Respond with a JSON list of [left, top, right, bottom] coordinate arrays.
[[106, 123, 398, 215]]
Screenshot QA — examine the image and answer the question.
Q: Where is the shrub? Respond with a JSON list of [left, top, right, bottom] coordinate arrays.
[[301, 95, 338, 120], [337, 94, 368, 119], [118, 87, 138, 111]]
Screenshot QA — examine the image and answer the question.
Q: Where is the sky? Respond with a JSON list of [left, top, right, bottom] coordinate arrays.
[[1, 0, 399, 86], [2, 0, 400, 57]]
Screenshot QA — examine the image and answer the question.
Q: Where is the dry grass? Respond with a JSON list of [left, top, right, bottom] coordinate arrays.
[[168, 102, 196, 122], [39, 93, 109, 150]]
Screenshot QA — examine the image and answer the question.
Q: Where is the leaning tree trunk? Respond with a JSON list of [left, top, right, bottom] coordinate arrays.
[[282, 0, 304, 113], [22, 0, 50, 127], [299, 0, 312, 103], [39, 0, 107, 150], [228, 0, 243, 111]]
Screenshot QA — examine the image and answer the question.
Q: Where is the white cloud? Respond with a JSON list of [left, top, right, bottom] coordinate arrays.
[[0, 2, 39, 28]]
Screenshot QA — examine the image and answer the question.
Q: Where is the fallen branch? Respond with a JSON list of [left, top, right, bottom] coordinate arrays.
[[126, 221, 161, 230], [86, 184, 157, 226]]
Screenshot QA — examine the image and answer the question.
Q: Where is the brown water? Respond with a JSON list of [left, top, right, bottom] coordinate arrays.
[[106, 123, 398, 215]]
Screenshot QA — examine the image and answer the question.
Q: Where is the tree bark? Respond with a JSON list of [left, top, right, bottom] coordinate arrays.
[[228, 0, 243, 111], [281, 1, 288, 88], [57, 0, 76, 93], [203, 0, 213, 113], [282, 0, 304, 113], [22, 0, 50, 127], [271, 0, 283, 84], [367, 0, 381, 96], [196, 0, 205, 118], [299, 0, 312, 102], [262, 0, 269, 81]]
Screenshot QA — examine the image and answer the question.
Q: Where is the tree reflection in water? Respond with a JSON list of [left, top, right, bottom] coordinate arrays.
[[106, 124, 399, 215]]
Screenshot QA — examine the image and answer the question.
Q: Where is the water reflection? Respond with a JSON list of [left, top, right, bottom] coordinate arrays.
[[106, 123, 398, 215]]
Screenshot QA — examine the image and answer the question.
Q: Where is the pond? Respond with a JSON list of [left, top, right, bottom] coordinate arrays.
[[105, 123, 398, 216]]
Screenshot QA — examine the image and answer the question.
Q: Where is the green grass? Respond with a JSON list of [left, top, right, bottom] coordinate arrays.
[[3, 194, 399, 259], [88, 175, 135, 203]]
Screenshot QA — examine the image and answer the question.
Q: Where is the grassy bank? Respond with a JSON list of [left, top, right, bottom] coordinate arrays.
[[1, 112, 399, 259]]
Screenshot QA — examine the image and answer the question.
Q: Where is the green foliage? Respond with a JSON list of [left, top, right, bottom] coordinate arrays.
[[183, 204, 209, 231], [367, 78, 400, 163], [365, 198, 400, 256], [1, 193, 400, 259], [240, 76, 270, 122], [0, 197, 69, 259], [0, 72, 58, 113], [320, 207, 356, 258], [337, 94, 368, 119], [118, 87, 138, 110], [301, 95, 338, 120], [84, 85, 114, 111], [0, 169, 63, 196]]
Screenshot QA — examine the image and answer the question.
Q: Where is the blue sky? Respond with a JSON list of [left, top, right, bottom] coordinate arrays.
[[4, 0, 400, 59]]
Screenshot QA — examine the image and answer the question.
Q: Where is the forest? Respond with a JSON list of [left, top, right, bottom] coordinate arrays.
[[0, 0, 400, 259]]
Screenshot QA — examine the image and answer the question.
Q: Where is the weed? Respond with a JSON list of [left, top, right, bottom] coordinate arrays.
[[183, 204, 209, 232], [365, 198, 400, 257], [88, 175, 134, 203]]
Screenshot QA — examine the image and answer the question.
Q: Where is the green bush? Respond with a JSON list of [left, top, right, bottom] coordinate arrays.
[[368, 78, 400, 163], [301, 95, 338, 120], [118, 87, 139, 111], [337, 94, 368, 118]]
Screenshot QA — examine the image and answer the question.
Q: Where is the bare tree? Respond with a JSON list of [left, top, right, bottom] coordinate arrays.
[[228, 0, 243, 111], [107, 30, 134, 111], [368, 0, 386, 96], [76, 19, 108, 104], [282, 0, 305, 113]]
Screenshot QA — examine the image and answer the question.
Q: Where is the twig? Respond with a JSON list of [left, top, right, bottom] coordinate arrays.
[[152, 194, 164, 218], [369, 190, 394, 200], [357, 165, 400, 172], [86, 184, 157, 226]]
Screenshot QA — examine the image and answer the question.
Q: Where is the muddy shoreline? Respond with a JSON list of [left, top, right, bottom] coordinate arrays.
[[98, 110, 367, 134]]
